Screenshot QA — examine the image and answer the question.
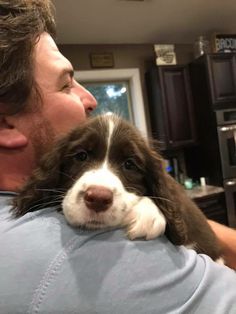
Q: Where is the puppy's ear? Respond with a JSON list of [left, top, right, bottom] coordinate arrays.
[[11, 134, 71, 218], [146, 147, 188, 245]]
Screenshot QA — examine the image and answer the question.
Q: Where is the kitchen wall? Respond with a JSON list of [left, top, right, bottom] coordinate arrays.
[[58, 43, 194, 130]]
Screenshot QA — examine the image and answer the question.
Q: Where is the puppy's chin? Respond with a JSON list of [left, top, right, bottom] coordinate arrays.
[[64, 213, 123, 230], [62, 202, 125, 230]]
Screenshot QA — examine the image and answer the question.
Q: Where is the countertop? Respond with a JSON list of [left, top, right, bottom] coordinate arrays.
[[184, 185, 224, 199]]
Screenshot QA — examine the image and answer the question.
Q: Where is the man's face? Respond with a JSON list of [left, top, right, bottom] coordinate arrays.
[[33, 32, 97, 139], [13, 32, 97, 173]]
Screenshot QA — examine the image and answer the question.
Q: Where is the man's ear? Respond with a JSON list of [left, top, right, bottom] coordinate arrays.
[[0, 117, 28, 149]]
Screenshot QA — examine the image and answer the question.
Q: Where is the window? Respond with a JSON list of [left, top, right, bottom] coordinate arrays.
[[75, 68, 148, 137], [83, 81, 132, 122]]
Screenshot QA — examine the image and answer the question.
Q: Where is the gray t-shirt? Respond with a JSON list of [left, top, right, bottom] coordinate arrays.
[[1, 193, 236, 314]]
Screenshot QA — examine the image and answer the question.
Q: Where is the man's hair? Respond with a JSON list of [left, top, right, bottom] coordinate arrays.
[[0, 0, 56, 115]]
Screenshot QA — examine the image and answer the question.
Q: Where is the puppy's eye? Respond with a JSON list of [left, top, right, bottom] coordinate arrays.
[[74, 149, 88, 161], [123, 158, 138, 171]]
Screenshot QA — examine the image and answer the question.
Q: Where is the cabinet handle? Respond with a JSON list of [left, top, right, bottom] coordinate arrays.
[[219, 125, 236, 132], [225, 180, 236, 186]]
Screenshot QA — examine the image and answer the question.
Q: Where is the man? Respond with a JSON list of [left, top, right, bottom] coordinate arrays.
[[0, 1, 96, 190], [1, 1, 236, 313]]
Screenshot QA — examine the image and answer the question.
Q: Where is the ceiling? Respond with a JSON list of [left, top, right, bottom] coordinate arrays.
[[53, 0, 236, 45]]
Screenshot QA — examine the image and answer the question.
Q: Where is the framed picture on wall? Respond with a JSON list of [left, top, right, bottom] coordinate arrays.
[[90, 53, 114, 68]]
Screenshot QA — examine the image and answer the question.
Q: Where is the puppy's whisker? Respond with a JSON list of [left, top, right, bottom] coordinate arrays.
[[35, 188, 66, 194], [29, 199, 62, 209], [27, 199, 63, 212], [30, 194, 64, 203], [148, 196, 173, 204], [56, 171, 76, 182]]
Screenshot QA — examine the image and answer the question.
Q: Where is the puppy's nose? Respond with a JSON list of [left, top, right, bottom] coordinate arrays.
[[84, 185, 113, 212]]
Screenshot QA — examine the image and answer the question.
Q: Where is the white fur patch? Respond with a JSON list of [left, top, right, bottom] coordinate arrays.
[[123, 196, 166, 240], [107, 116, 115, 151], [215, 257, 225, 265], [185, 242, 197, 250]]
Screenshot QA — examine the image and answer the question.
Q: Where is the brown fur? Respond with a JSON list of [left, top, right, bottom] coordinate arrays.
[[12, 114, 222, 261]]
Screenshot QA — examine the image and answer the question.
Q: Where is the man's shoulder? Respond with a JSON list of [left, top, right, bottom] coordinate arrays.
[[1, 194, 236, 314], [0, 193, 102, 258], [0, 193, 101, 312]]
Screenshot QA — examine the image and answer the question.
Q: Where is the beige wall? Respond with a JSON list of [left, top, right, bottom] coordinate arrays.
[[58, 43, 194, 131]]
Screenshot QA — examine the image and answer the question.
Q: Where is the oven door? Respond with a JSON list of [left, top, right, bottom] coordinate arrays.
[[224, 179, 236, 227], [217, 124, 236, 179]]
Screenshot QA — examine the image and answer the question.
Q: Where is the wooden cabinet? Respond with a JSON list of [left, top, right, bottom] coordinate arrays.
[[194, 192, 228, 226], [190, 53, 236, 110], [207, 54, 236, 105], [145, 65, 197, 149]]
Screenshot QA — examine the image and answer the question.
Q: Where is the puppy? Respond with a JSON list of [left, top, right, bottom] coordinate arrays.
[[12, 114, 222, 262]]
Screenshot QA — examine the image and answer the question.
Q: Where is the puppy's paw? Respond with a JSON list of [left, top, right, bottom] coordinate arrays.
[[124, 197, 166, 240]]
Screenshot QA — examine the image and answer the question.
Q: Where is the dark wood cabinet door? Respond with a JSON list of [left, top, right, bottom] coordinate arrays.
[[159, 66, 197, 148], [194, 192, 228, 226], [207, 54, 236, 105]]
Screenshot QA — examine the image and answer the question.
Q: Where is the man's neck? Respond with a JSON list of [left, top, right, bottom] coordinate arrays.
[[0, 152, 34, 191]]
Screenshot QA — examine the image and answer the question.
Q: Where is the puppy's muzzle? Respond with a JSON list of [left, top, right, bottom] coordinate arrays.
[[84, 185, 113, 212]]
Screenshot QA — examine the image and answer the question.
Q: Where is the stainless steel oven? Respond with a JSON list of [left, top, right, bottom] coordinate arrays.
[[216, 109, 236, 179], [216, 109, 236, 227], [217, 124, 236, 179]]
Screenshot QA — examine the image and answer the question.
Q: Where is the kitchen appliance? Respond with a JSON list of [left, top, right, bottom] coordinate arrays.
[[216, 109, 236, 226], [224, 179, 236, 228], [217, 124, 236, 178]]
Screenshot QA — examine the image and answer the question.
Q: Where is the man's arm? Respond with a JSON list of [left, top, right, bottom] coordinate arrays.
[[208, 220, 236, 269]]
